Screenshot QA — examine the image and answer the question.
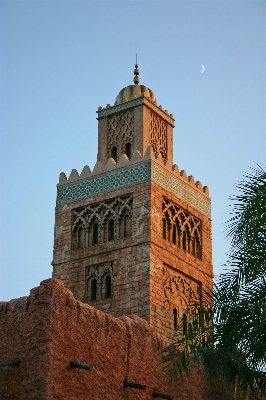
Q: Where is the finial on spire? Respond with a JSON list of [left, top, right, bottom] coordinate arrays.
[[134, 54, 140, 84]]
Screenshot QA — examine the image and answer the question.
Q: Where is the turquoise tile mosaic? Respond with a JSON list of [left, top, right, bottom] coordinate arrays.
[[56, 162, 151, 206], [56, 160, 211, 218]]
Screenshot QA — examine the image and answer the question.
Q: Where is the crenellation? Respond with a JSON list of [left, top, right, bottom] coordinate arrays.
[[57, 147, 209, 201], [130, 148, 142, 161], [104, 157, 117, 171], [196, 180, 203, 190], [188, 175, 195, 185], [180, 169, 188, 180], [80, 165, 91, 178], [68, 168, 79, 182], [59, 172, 67, 183], [116, 153, 129, 166], [92, 160, 104, 174], [203, 186, 209, 196]]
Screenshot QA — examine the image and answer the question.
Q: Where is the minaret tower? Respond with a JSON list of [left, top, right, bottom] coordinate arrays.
[[52, 64, 213, 341]]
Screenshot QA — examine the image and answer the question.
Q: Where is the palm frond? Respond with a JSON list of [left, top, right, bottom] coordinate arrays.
[[160, 165, 266, 399]]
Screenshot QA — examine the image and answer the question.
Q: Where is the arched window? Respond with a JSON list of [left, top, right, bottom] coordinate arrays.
[[182, 312, 187, 334], [191, 237, 196, 256], [172, 226, 176, 245], [187, 231, 191, 254], [125, 142, 132, 160], [182, 231, 187, 251], [108, 219, 115, 241], [163, 219, 166, 239], [111, 146, 118, 163], [77, 226, 84, 249], [93, 223, 99, 245], [91, 279, 97, 301], [173, 308, 178, 330], [177, 226, 181, 248], [195, 235, 201, 259], [124, 215, 131, 238], [105, 275, 112, 298]]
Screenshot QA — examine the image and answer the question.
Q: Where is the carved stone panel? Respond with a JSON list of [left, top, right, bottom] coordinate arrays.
[[150, 111, 167, 159], [107, 110, 134, 158], [162, 197, 202, 259], [163, 273, 200, 318], [72, 194, 133, 249]]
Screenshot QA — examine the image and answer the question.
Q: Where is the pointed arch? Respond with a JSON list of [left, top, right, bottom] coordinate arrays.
[[173, 308, 178, 330], [101, 273, 112, 299], [77, 226, 85, 249], [108, 219, 115, 241], [125, 142, 132, 160], [123, 214, 131, 238], [93, 223, 99, 245], [111, 146, 118, 163]]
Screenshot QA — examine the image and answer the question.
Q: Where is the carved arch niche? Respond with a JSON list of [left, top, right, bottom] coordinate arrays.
[[71, 194, 133, 250], [86, 261, 113, 303], [163, 272, 201, 323]]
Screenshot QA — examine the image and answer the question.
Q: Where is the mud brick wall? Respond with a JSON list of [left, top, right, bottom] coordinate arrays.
[[0, 279, 232, 400]]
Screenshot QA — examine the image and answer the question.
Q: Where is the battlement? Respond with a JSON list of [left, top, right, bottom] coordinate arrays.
[[58, 146, 209, 197], [56, 146, 210, 219]]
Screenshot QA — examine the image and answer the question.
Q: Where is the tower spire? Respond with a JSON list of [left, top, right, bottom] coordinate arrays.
[[133, 56, 140, 84]]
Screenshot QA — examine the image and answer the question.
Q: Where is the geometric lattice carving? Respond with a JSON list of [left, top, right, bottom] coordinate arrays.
[[150, 111, 167, 159], [163, 273, 200, 319], [107, 110, 134, 158], [86, 261, 113, 302], [162, 197, 202, 259], [72, 194, 133, 250]]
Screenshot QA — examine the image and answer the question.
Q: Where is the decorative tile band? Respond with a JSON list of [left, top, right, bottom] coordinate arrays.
[[97, 97, 174, 126], [56, 160, 210, 218], [151, 163, 211, 218], [56, 162, 151, 206]]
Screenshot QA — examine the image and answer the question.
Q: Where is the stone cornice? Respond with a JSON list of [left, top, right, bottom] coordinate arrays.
[[96, 96, 175, 126]]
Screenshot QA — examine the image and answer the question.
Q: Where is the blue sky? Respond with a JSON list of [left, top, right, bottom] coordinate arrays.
[[0, 0, 265, 301]]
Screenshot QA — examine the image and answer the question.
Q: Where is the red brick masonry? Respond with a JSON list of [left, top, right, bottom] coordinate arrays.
[[0, 279, 231, 399]]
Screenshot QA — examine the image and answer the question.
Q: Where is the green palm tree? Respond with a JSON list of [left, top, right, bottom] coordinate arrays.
[[160, 166, 266, 400]]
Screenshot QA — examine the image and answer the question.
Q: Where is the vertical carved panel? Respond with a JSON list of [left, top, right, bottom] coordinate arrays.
[[107, 111, 134, 158], [163, 273, 200, 318], [150, 111, 167, 159]]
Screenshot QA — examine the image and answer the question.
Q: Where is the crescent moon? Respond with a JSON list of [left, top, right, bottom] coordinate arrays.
[[201, 64, 205, 73]]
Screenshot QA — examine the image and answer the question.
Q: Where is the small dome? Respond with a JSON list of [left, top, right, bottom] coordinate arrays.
[[114, 85, 157, 105]]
